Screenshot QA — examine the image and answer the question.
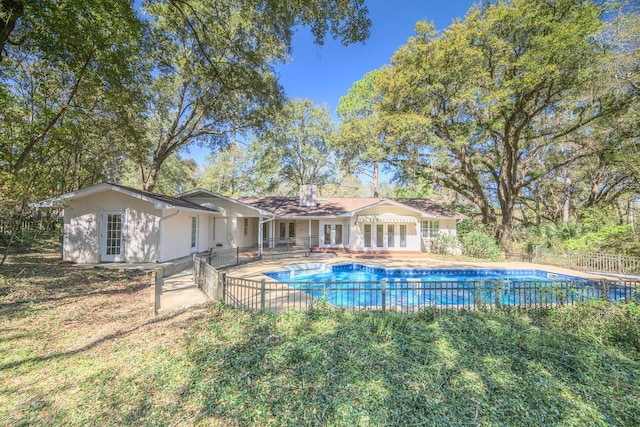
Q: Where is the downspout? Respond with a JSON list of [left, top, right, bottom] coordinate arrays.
[[258, 215, 276, 256], [157, 209, 181, 262]]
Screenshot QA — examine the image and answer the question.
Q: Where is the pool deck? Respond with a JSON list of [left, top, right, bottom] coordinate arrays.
[[226, 254, 613, 282]]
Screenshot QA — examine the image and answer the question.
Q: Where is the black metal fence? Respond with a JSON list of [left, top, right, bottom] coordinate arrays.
[[221, 276, 639, 313], [205, 247, 261, 269]]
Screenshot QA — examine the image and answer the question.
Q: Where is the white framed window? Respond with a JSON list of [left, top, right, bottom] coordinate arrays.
[[335, 224, 342, 245], [243, 218, 249, 236], [191, 216, 198, 250], [289, 222, 296, 238], [421, 220, 439, 238], [376, 224, 384, 248], [399, 224, 407, 248], [364, 224, 372, 247]]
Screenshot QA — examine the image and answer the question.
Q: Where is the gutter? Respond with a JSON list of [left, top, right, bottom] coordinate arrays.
[[157, 209, 181, 262]]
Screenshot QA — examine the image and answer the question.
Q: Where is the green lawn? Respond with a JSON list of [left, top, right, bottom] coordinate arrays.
[[1, 254, 639, 426]]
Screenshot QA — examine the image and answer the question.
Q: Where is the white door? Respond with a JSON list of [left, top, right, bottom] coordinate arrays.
[[102, 211, 125, 262], [322, 223, 344, 247]]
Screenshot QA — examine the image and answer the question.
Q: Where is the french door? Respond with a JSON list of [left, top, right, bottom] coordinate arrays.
[[102, 211, 125, 262], [363, 223, 406, 249], [323, 223, 343, 246]]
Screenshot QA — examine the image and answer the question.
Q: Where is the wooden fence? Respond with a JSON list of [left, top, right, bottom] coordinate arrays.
[[0, 218, 61, 234], [533, 249, 640, 276]]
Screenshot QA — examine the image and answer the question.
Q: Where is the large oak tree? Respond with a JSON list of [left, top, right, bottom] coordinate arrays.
[[133, 0, 371, 191], [378, 0, 625, 245]]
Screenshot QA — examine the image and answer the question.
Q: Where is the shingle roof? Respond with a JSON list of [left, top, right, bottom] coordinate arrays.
[[233, 197, 379, 217], [108, 183, 219, 212], [234, 196, 465, 219], [390, 198, 467, 220]]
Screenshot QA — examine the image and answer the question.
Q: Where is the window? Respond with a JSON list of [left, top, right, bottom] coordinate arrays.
[[279, 223, 286, 239], [243, 218, 249, 236], [289, 222, 296, 238], [376, 224, 384, 248], [387, 224, 394, 248], [335, 224, 342, 245], [421, 220, 439, 238], [106, 213, 123, 255], [324, 224, 331, 245], [191, 216, 197, 249], [399, 224, 407, 248], [364, 224, 371, 247]]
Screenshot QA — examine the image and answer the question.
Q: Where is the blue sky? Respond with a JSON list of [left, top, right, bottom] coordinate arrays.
[[277, 0, 475, 113], [188, 0, 476, 166]]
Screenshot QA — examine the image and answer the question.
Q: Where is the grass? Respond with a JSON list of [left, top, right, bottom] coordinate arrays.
[[1, 253, 639, 426]]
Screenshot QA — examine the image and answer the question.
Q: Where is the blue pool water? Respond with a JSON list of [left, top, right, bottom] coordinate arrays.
[[264, 263, 635, 308], [265, 263, 583, 283]]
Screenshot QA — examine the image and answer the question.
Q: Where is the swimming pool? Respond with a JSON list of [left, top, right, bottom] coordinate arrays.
[[263, 263, 636, 309], [265, 263, 583, 283]]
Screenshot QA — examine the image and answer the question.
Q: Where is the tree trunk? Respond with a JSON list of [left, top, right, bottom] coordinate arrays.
[[143, 158, 162, 192], [562, 176, 572, 223], [372, 161, 379, 198], [0, 0, 24, 62]]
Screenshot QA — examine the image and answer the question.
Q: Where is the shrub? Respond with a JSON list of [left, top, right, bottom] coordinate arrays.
[[430, 233, 461, 255], [461, 229, 502, 260], [561, 224, 640, 256]]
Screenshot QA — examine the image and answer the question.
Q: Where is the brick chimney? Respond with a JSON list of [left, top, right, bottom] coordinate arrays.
[[299, 185, 318, 207]]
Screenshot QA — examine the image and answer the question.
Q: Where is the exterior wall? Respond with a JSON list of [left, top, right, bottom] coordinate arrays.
[[418, 218, 458, 252], [348, 205, 422, 251], [236, 217, 259, 248], [439, 219, 458, 236], [182, 195, 259, 249], [63, 190, 160, 263], [160, 210, 213, 261]]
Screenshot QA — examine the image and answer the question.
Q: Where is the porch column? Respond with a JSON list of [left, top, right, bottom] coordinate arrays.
[[269, 221, 275, 248], [308, 220, 311, 247], [258, 216, 263, 255]]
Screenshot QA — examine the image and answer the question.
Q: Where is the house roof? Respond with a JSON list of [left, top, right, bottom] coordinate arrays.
[[177, 188, 273, 216], [232, 197, 380, 217], [390, 198, 467, 220], [32, 183, 219, 214], [234, 196, 466, 220]]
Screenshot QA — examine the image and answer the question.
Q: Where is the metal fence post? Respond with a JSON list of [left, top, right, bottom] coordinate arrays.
[[221, 272, 227, 302], [192, 254, 197, 283], [260, 279, 266, 311], [494, 279, 501, 309], [381, 279, 387, 313], [601, 279, 609, 301]]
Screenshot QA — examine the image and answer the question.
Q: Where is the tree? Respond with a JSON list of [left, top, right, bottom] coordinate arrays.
[[378, 0, 622, 246], [131, 0, 371, 191], [336, 70, 387, 197], [198, 143, 259, 196], [251, 99, 341, 196], [0, 0, 144, 263], [121, 153, 198, 196]]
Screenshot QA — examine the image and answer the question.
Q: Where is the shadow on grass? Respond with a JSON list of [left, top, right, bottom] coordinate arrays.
[[0, 307, 201, 371], [0, 252, 153, 317], [182, 305, 640, 426]]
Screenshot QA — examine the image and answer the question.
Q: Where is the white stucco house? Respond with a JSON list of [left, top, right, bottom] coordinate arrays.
[[33, 183, 466, 263]]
